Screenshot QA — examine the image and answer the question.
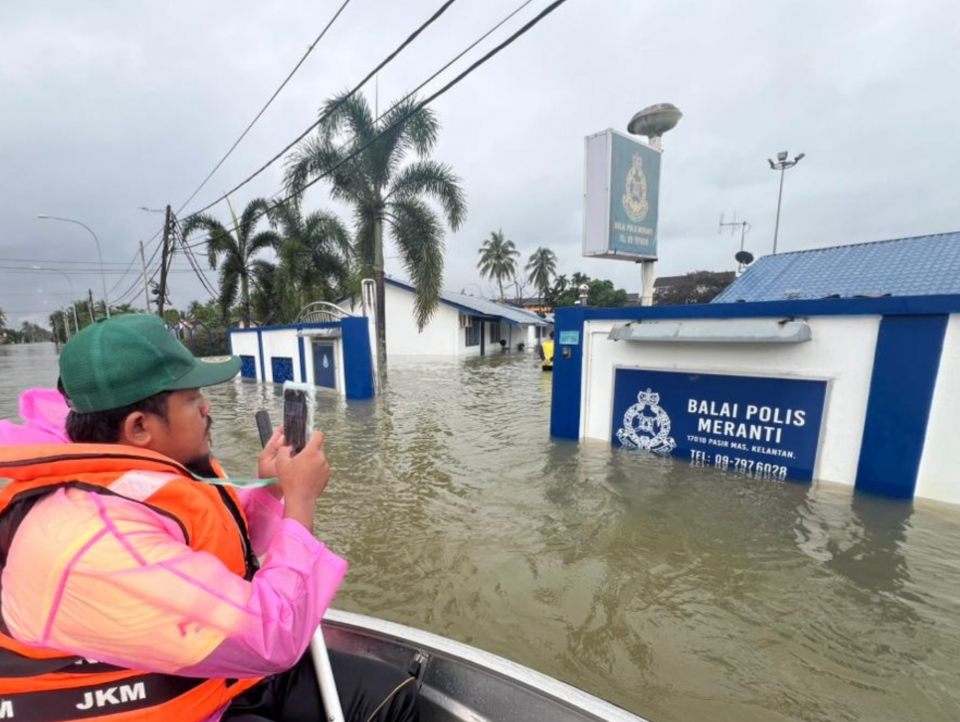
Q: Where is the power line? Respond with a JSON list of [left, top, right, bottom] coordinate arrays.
[[0, 255, 169, 266], [0, 265, 204, 276], [105, 249, 145, 297], [172, 218, 218, 299], [182, 0, 573, 248], [181, 0, 461, 221], [176, 0, 356, 214]]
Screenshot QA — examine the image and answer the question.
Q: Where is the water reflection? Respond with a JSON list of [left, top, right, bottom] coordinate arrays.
[[1, 344, 959, 721]]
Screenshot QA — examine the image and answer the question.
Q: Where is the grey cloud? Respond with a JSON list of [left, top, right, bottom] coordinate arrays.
[[2, 0, 958, 326]]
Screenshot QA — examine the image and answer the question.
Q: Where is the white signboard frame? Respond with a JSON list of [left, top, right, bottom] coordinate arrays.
[[582, 128, 661, 262]]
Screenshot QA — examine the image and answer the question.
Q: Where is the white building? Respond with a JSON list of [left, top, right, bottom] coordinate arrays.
[[343, 278, 547, 358]]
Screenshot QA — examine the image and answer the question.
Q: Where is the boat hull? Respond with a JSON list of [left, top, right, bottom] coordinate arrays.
[[321, 610, 646, 722]]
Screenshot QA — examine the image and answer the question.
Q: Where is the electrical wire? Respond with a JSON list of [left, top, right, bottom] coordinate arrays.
[[175, 0, 356, 214], [181, 0, 461, 220], [182, 0, 573, 247]]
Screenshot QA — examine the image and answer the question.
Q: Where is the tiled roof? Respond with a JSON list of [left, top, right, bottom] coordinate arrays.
[[386, 278, 546, 326], [713, 232, 960, 303]]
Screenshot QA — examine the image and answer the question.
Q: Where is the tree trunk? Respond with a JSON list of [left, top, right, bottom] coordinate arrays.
[[373, 214, 387, 381], [241, 273, 250, 328]]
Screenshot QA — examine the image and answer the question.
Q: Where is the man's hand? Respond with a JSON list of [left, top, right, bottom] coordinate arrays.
[[275, 432, 330, 531]]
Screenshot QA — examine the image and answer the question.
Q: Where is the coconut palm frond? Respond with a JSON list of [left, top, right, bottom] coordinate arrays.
[[391, 198, 444, 330]]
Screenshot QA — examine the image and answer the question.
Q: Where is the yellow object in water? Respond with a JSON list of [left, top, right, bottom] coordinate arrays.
[[540, 340, 554, 371]]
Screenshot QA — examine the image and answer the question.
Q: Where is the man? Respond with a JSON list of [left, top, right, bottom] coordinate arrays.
[[0, 314, 418, 722]]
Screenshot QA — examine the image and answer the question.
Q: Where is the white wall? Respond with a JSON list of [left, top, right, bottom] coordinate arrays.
[[260, 329, 303, 383], [917, 315, 960, 505], [229, 332, 260, 379], [347, 284, 481, 358], [580, 316, 881, 486], [344, 284, 547, 358]]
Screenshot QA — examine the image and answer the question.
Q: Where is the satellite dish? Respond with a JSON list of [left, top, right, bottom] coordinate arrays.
[[735, 250, 754, 265]]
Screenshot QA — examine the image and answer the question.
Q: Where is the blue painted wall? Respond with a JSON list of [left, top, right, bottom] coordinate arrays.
[[341, 317, 374, 400], [550, 306, 586, 439], [856, 315, 948, 498]]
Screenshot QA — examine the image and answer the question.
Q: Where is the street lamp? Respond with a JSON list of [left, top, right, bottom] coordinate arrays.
[[31, 266, 80, 335], [626, 103, 683, 306], [578, 283, 590, 306], [767, 151, 805, 255], [36, 214, 111, 318]]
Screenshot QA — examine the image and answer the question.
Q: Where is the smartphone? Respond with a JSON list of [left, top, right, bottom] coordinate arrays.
[[255, 410, 273, 449], [283, 388, 308, 454]]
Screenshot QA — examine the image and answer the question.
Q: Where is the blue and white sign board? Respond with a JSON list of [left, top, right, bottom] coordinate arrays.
[[583, 129, 661, 261], [611, 369, 827, 481]]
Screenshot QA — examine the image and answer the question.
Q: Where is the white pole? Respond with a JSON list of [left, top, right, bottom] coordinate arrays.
[[310, 626, 345, 722], [639, 133, 663, 307], [640, 261, 656, 306]]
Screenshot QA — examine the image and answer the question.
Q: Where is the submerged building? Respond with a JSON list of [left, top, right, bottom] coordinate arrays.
[[341, 278, 548, 357], [553, 231, 960, 506]]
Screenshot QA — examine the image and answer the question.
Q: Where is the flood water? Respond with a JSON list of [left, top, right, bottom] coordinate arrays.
[[3, 342, 960, 722]]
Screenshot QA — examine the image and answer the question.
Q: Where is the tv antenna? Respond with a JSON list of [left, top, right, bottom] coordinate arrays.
[[719, 212, 753, 274]]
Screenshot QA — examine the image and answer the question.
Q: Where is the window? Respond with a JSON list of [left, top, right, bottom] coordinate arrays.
[[239, 355, 257, 379], [271, 356, 295, 384], [488, 321, 501, 343], [465, 323, 480, 347]]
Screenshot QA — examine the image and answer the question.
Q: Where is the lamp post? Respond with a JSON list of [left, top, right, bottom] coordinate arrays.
[[626, 103, 682, 306], [36, 214, 111, 318], [32, 266, 80, 335], [767, 151, 805, 255]]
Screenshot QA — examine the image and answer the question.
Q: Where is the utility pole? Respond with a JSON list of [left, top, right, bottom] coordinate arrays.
[[139, 240, 153, 314], [157, 205, 173, 318], [87, 289, 96, 323]]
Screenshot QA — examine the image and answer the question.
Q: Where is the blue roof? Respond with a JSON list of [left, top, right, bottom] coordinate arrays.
[[713, 231, 960, 303], [385, 278, 546, 326]]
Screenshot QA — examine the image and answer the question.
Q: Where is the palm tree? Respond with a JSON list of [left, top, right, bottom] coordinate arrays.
[[526, 247, 557, 305], [477, 230, 519, 300], [181, 198, 282, 327], [267, 202, 351, 322], [285, 92, 466, 365]]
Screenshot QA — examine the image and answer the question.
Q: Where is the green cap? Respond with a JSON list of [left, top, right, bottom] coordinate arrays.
[[60, 314, 241, 413]]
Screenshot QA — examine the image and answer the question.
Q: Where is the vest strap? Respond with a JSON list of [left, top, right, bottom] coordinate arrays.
[[0, 673, 209, 721]]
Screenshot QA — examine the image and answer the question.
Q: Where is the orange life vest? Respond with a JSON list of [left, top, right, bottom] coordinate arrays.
[[0, 444, 264, 721]]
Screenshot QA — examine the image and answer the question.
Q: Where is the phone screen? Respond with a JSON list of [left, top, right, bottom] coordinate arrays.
[[283, 389, 308, 454]]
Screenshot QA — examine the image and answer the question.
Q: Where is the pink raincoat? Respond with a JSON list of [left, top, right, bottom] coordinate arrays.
[[0, 389, 347, 721]]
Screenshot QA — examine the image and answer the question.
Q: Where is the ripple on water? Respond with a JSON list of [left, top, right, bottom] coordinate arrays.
[[2, 345, 959, 721]]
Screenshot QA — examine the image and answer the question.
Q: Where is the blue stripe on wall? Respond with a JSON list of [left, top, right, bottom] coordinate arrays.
[[341, 317, 375, 400], [856, 315, 949, 498], [297, 336, 307, 383], [550, 307, 587, 439], [257, 330, 266, 382]]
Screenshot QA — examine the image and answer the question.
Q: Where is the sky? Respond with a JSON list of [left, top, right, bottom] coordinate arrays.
[[1, 0, 958, 327]]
